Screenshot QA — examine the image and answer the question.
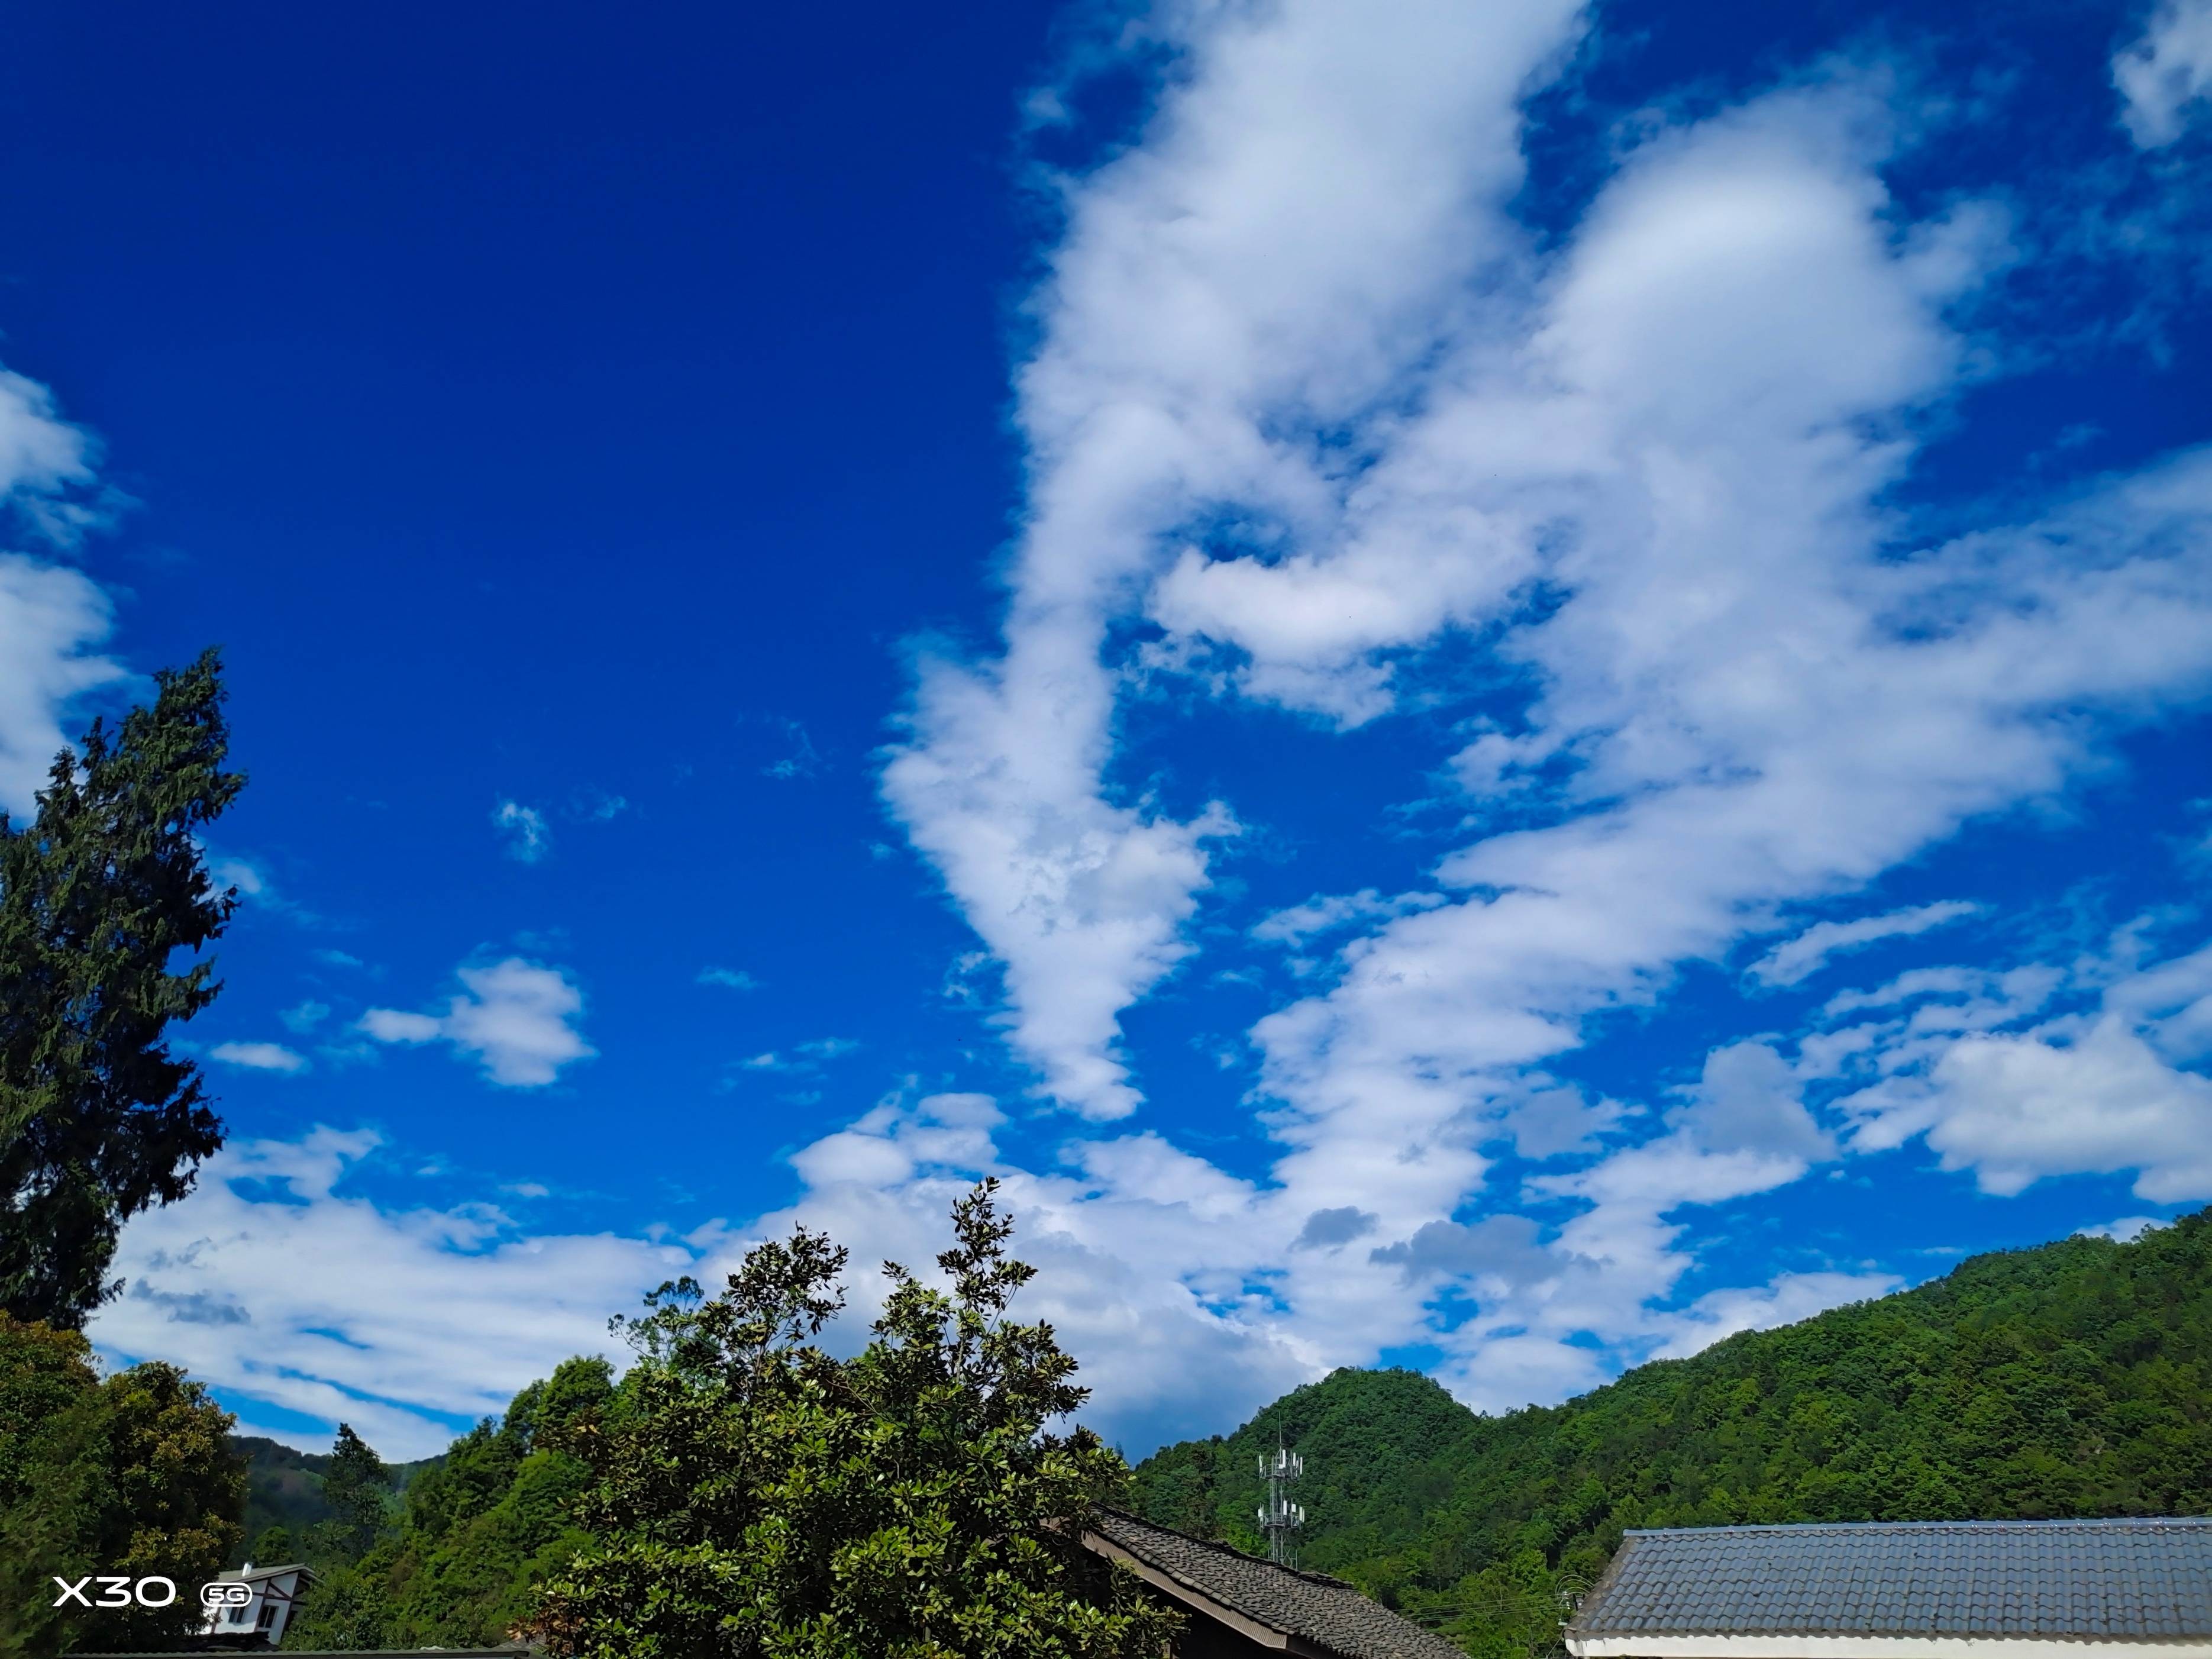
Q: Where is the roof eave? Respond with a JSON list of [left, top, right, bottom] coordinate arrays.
[[1081, 1526, 1338, 1657]]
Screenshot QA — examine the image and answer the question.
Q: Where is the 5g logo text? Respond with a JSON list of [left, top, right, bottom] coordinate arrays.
[[49, 1576, 180, 1609], [202, 1582, 255, 1609]]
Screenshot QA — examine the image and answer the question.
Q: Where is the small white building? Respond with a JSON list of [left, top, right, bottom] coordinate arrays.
[[198, 1561, 317, 1647]]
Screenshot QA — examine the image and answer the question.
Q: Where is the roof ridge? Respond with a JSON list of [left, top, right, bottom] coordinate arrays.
[[1623, 1517, 2212, 1537], [1089, 1505, 1357, 1589]]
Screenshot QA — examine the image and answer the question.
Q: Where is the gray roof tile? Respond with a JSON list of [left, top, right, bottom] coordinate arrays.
[[1089, 1508, 1468, 1658], [1570, 1518, 2212, 1642]]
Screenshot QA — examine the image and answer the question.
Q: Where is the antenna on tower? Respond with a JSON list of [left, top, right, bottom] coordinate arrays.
[[1255, 1426, 1304, 1567]]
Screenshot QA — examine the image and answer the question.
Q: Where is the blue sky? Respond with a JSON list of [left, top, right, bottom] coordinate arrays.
[[0, 0, 2205, 1460]]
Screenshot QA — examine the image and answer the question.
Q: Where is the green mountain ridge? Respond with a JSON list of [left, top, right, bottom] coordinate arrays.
[[233, 1434, 440, 1563], [1129, 1210, 2212, 1653]]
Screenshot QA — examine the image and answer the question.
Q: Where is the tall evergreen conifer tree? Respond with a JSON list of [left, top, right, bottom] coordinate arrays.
[[312, 1424, 395, 1565], [0, 648, 242, 1326]]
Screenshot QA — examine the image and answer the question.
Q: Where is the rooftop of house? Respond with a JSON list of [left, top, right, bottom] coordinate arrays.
[[1086, 1506, 1469, 1659], [211, 1561, 315, 1584], [1568, 1517, 2212, 1644]]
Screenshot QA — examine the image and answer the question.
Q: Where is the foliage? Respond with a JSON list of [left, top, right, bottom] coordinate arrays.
[[235, 1436, 340, 1549], [1132, 1208, 2212, 1654], [0, 1313, 244, 1656], [528, 1180, 1179, 1658], [231, 1432, 438, 1561], [306, 1422, 393, 1566], [280, 1358, 612, 1649], [0, 650, 243, 1328]]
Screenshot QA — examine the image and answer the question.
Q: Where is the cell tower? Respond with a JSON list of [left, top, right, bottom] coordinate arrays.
[[1255, 1434, 1305, 1567]]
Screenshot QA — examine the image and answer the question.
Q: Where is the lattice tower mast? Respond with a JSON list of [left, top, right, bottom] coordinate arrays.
[[1256, 1433, 1305, 1567]]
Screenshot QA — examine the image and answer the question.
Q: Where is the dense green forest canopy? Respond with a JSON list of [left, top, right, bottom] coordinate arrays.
[[276, 1358, 612, 1649], [1130, 1210, 2212, 1655], [0, 1313, 243, 1655]]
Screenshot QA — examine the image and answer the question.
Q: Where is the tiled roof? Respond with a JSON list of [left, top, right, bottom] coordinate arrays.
[[1569, 1518, 2212, 1642], [1086, 1507, 1468, 1658]]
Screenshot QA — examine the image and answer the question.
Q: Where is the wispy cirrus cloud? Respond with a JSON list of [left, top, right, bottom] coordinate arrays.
[[1748, 901, 1982, 988], [734, 1037, 859, 1076], [492, 799, 551, 863], [209, 1040, 311, 1074]]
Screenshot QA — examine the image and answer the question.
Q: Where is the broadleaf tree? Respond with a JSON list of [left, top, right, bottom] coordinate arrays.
[[0, 648, 243, 1327], [0, 1313, 245, 1657], [528, 1179, 1180, 1658]]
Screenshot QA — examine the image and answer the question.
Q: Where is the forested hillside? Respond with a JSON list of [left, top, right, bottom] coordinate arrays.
[[277, 1358, 610, 1648], [1131, 1210, 2212, 1655], [234, 1435, 438, 1560]]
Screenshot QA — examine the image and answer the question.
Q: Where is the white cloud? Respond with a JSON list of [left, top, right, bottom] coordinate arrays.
[[204, 850, 321, 924], [1851, 1011, 2212, 1202], [1749, 901, 1981, 987], [873, 6, 2212, 1419], [492, 800, 551, 863], [1367, 1213, 1549, 1289], [734, 1038, 860, 1076], [209, 1041, 311, 1075], [361, 957, 595, 1087], [0, 555, 127, 815], [0, 363, 134, 818], [90, 1127, 686, 1459], [2077, 1215, 2168, 1242], [570, 788, 629, 821], [882, 0, 1589, 1119], [743, 1092, 1320, 1449], [1833, 927, 2212, 1202], [884, 667, 1234, 1118], [697, 966, 760, 991], [1652, 1269, 1901, 1360], [1291, 1205, 1378, 1250], [1669, 1041, 1835, 1161], [2115, 0, 2212, 147], [0, 368, 108, 542], [279, 1000, 332, 1034], [1252, 888, 1442, 947], [206, 856, 269, 897]]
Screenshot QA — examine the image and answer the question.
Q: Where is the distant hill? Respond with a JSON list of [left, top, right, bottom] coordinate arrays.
[[1130, 1209, 2212, 1650], [232, 1434, 441, 1562]]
